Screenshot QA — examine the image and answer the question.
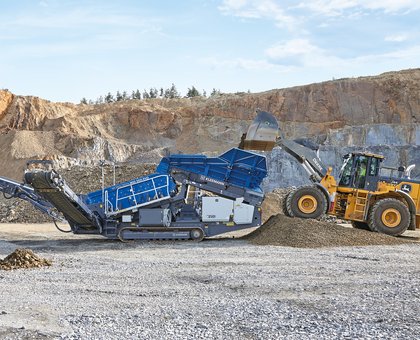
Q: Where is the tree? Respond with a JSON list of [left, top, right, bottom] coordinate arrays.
[[186, 86, 201, 98], [122, 91, 129, 101], [164, 83, 181, 99], [149, 87, 158, 98], [116, 91, 123, 101], [131, 89, 141, 100], [202, 89, 207, 97], [142, 90, 150, 99], [80, 97, 88, 104], [96, 95, 104, 104], [210, 88, 221, 97], [135, 89, 142, 99], [105, 92, 114, 103], [159, 88, 164, 98]]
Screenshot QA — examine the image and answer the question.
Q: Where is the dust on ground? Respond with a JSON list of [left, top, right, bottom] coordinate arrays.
[[245, 214, 417, 247]]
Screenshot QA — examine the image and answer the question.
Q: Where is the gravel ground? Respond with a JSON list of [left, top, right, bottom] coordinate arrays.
[[0, 224, 420, 339]]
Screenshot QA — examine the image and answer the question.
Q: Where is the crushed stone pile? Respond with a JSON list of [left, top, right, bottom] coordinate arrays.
[[0, 248, 52, 270], [261, 188, 290, 223], [245, 214, 411, 248]]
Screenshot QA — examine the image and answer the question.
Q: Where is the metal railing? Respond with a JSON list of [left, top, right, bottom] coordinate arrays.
[[104, 175, 170, 216]]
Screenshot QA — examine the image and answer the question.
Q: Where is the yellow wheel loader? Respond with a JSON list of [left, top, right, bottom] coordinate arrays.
[[239, 110, 420, 236]]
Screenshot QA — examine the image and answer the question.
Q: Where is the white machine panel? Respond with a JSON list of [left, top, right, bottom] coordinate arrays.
[[233, 199, 255, 224], [201, 197, 234, 222]]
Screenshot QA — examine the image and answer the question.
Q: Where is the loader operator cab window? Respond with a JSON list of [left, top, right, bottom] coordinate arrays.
[[338, 155, 353, 187], [369, 158, 380, 177], [354, 156, 368, 189]]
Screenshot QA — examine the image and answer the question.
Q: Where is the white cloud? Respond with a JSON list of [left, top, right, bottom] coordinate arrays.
[[262, 36, 420, 75], [385, 34, 409, 42], [218, 0, 298, 30], [296, 0, 420, 16], [201, 56, 295, 72], [265, 39, 321, 59]]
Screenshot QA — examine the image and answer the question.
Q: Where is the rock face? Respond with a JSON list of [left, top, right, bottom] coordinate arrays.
[[0, 69, 419, 188]]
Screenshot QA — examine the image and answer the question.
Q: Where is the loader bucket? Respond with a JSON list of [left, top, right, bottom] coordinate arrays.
[[239, 110, 279, 151]]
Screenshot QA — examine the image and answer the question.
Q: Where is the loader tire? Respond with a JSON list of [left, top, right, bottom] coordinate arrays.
[[351, 221, 370, 231], [287, 186, 327, 219], [282, 191, 293, 217], [368, 198, 410, 236]]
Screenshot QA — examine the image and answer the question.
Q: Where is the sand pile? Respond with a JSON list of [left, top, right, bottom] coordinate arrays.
[[0, 248, 52, 270], [246, 214, 411, 248]]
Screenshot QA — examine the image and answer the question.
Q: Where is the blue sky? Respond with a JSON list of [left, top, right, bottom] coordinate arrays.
[[0, 0, 419, 102]]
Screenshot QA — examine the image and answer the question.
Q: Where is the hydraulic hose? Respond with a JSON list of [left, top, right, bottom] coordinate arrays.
[[53, 219, 73, 233]]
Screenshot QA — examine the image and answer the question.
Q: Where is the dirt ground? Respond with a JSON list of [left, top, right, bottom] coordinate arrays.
[[1, 223, 420, 339]]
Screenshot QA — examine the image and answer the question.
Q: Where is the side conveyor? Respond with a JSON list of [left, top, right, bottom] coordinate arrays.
[[24, 170, 102, 232], [0, 175, 65, 222]]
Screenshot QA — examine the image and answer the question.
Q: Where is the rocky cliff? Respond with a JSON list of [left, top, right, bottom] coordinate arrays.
[[0, 68, 419, 188]]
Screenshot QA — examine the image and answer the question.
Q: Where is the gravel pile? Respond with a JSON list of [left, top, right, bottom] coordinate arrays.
[[246, 214, 410, 247], [0, 163, 156, 223], [0, 248, 52, 270], [261, 188, 290, 223]]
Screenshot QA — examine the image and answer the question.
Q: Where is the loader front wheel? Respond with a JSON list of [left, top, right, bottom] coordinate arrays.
[[282, 191, 293, 217], [288, 186, 327, 219], [368, 198, 410, 236]]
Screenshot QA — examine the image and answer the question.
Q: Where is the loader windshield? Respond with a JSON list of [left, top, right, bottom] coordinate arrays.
[[338, 156, 353, 187]]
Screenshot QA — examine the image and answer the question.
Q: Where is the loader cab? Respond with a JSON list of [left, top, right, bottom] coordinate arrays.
[[338, 152, 384, 191]]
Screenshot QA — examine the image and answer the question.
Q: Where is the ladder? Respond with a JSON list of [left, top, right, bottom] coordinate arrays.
[[354, 190, 368, 220]]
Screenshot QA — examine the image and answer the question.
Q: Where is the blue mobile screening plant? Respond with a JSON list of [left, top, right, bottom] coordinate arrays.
[[1, 148, 267, 241]]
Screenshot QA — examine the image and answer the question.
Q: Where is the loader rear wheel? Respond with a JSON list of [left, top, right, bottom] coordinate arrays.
[[368, 198, 410, 236], [351, 221, 370, 231], [287, 186, 327, 219], [282, 191, 293, 217]]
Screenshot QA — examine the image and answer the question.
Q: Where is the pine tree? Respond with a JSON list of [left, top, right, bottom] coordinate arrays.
[[143, 90, 150, 99], [186, 86, 201, 98], [159, 88, 164, 98], [149, 88, 158, 98], [135, 89, 141, 99], [80, 97, 88, 104], [105, 92, 114, 103], [164, 83, 181, 99], [116, 91, 123, 101], [210, 88, 221, 97], [122, 91, 128, 101]]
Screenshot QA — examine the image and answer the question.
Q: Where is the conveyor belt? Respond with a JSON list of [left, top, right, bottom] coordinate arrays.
[[24, 170, 96, 227]]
